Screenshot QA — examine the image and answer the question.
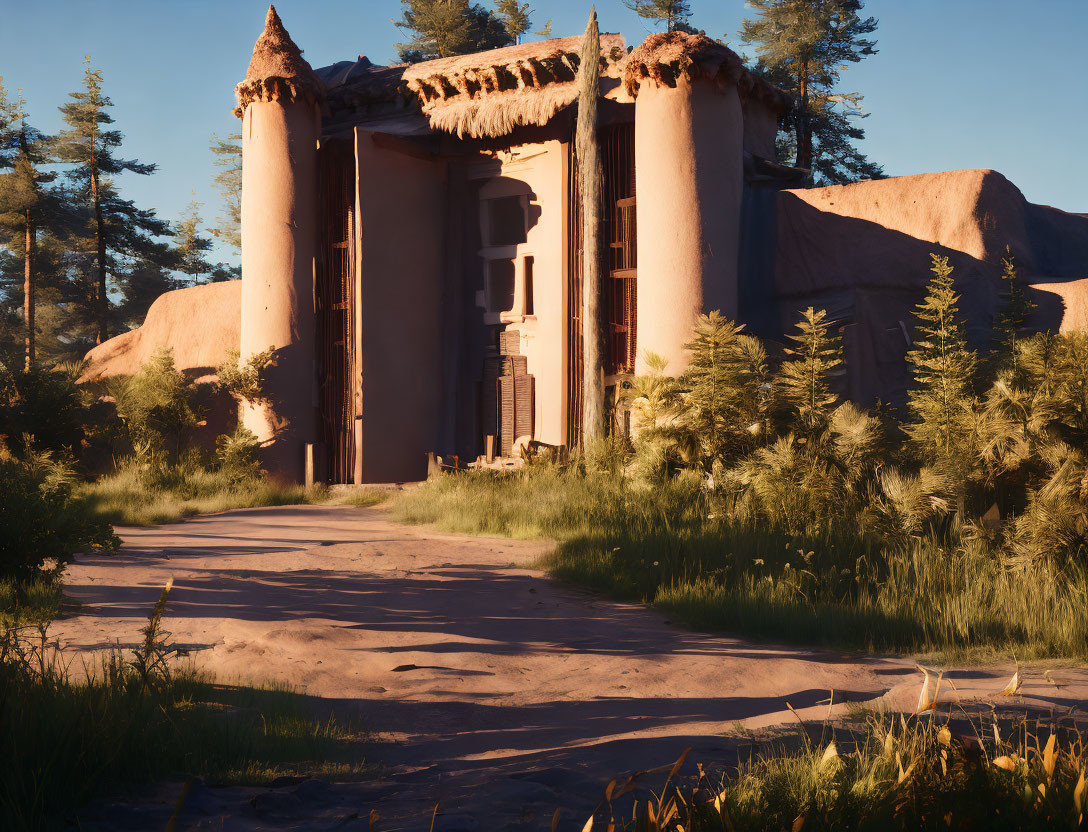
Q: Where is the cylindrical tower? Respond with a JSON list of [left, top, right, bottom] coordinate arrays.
[[234, 6, 322, 481], [628, 35, 745, 376]]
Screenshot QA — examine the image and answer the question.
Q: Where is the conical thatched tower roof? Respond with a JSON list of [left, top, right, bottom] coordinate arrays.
[[234, 6, 324, 117]]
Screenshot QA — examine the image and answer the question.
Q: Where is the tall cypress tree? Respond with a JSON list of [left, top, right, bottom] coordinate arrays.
[[54, 59, 168, 344], [577, 7, 604, 446], [740, 0, 882, 184], [623, 0, 692, 32], [906, 254, 978, 475]]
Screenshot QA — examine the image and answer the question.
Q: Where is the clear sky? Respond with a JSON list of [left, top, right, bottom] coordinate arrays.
[[3, 0, 1085, 266]]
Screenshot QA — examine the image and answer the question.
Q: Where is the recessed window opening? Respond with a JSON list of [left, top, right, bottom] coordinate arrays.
[[486, 195, 527, 246], [488, 259, 516, 314], [524, 256, 534, 316]]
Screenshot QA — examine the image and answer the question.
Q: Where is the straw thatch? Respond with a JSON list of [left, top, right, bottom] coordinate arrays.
[[234, 5, 325, 117], [400, 33, 625, 139], [623, 32, 787, 112]]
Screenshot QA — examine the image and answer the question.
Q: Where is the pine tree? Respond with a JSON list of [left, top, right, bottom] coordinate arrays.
[[988, 252, 1035, 381], [679, 311, 770, 467], [624, 0, 692, 32], [54, 59, 169, 344], [740, 0, 882, 184], [495, 0, 531, 42], [906, 254, 978, 475], [0, 87, 66, 370], [173, 199, 213, 286], [777, 306, 843, 431], [209, 133, 241, 252], [394, 0, 513, 63]]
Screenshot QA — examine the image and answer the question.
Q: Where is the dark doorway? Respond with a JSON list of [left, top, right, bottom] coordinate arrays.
[[316, 140, 357, 484]]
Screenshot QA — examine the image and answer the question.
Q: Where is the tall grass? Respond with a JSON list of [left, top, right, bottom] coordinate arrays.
[[577, 714, 1088, 831], [394, 465, 1088, 660], [77, 461, 388, 526], [0, 593, 369, 831]]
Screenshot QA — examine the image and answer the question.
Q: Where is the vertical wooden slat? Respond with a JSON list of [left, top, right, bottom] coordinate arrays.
[[317, 141, 356, 484]]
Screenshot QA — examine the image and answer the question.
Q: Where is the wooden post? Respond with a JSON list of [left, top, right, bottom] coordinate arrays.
[[577, 7, 605, 446], [304, 442, 326, 488]]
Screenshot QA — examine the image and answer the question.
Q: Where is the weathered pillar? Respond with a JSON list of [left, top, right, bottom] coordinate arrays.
[[631, 39, 745, 375], [234, 6, 322, 481]]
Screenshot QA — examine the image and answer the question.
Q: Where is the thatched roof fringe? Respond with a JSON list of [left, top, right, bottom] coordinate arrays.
[[426, 83, 580, 139], [235, 5, 324, 116], [232, 76, 322, 118], [623, 32, 788, 113]]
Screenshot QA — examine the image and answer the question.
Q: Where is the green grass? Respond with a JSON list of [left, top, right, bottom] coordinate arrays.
[[0, 620, 370, 831], [76, 463, 389, 526], [393, 465, 1088, 661], [0, 578, 66, 626], [579, 713, 1088, 831]]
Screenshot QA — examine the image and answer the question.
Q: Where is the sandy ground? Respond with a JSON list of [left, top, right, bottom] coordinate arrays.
[[54, 505, 1088, 831]]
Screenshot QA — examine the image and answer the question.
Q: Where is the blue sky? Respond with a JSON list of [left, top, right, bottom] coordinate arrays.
[[3, 0, 1085, 265]]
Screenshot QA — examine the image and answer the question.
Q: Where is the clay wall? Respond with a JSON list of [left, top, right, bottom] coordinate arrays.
[[355, 130, 447, 482], [634, 76, 744, 375], [239, 99, 319, 482]]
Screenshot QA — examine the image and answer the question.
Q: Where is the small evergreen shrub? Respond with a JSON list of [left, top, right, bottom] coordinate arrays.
[[216, 424, 262, 480], [0, 452, 116, 581], [112, 349, 199, 459], [0, 363, 87, 458]]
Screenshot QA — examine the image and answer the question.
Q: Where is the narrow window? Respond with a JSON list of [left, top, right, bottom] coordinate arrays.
[[488, 259, 516, 314], [524, 256, 534, 316]]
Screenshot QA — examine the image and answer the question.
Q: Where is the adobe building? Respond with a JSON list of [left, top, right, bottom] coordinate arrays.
[[83, 6, 1088, 483]]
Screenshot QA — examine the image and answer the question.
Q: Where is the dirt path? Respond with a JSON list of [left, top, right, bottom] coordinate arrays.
[[55, 505, 1088, 831]]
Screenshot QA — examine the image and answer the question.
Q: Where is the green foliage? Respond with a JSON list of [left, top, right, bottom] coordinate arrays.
[[172, 198, 213, 285], [217, 346, 276, 405], [398, 248, 1088, 659], [77, 457, 308, 526], [216, 424, 262, 481], [0, 598, 367, 830], [54, 59, 169, 344], [394, 0, 514, 62], [208, 132, 241, 252], [0, 363, 87, 458], [112, 348, 198, 458], [623, 0, 692, 32], [777, 306, 843, 432], [989, 253, 1035, 380], [0, 85, 65, 370], [0, 451, 116, 581], [740, 0, 882, 183], [679, 311, 771, 469], [906, 254, 978, 479], [495, 0, 530, 41]]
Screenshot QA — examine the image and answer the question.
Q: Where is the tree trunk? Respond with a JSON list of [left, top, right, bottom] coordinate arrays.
[[91, 171, 108, 344], [90, 120, 108, 345], [795, 69, 813, 174], [23, 209, 34, 371], [577, 8, 605, 446]]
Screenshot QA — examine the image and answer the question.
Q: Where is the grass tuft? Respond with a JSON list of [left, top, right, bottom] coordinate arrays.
[[394, 465, 1088, 660], [77, 463, 390, 526]]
